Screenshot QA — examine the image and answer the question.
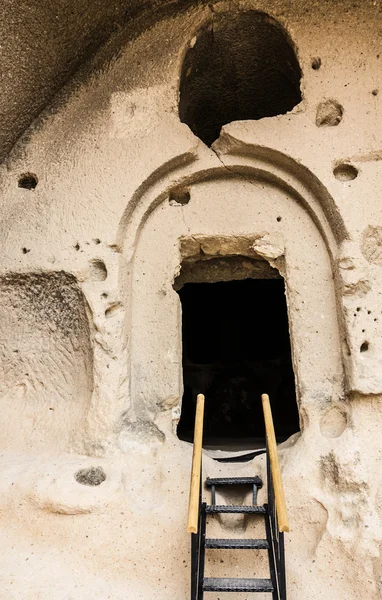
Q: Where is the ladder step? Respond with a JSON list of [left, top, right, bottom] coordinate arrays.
[[205, 538, 269, 549], [203, 577, 273, 592], [206, 505, 267, 514], [206, 477, 263, 488]]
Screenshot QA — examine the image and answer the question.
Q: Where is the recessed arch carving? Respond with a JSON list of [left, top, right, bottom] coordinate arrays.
[[119, 141, 348, 436], [117, 137, 348, 261]]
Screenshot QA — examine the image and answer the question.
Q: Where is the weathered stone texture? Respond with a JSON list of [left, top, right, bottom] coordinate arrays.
[[0, 1, 381, 598]]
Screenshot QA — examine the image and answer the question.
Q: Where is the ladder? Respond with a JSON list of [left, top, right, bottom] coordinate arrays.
[[188, 394, 288, 599]]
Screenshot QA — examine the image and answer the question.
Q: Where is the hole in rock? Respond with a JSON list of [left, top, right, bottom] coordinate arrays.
[[18, 173, 38, 190], [179, 10, 302, 146], [105, 302, 121, 318], [333, 163, 358, 181], [75, 466, 106, 486], [89, 259, 107, 282], [176, 277, 299, 450], [169, 187, 191, 206], [311, 57, 321, 70], [360, 341, 369, 353]]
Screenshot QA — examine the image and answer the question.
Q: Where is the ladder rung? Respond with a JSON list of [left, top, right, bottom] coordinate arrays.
[[206, 477, 263, 488], [206, 505, 267, 514], [205, 538, 269, 549], [203, 577, 273, 592]]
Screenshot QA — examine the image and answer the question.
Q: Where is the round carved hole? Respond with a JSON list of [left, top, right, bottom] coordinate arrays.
[[18, 173, 38, 190], [89, 259, 107, 282], [333, 163, 358, 181], [311, 57, 321, 70], [360, 341, 369, 353], [169, 188, 191, 206], [75, 466, 106, 486]]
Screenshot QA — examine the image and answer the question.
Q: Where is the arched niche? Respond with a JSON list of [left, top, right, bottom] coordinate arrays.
[[118, 142, 347, 262], [117, 146, 347, 443], [179, 10, 302, 146]]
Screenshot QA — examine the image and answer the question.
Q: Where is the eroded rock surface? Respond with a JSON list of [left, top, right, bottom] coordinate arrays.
[[0, 1, 382, 599]]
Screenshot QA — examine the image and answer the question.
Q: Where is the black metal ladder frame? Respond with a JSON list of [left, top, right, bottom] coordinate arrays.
[[191, 466, 205, 600], [190, 445, 287, 599], [265, 437, 287, 600]]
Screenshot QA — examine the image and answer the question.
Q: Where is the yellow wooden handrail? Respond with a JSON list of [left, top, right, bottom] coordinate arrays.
[[187, 393, 205, 534], [261, 393, 290, 533]]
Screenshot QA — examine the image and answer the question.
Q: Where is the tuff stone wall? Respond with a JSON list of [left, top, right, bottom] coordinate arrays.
[[0, 271, 93, 454], [0, 1, 381, 599]]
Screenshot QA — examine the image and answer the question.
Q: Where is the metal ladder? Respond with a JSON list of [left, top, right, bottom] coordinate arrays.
[[197, 477, 277, 599], [188, 394, 288, 599]]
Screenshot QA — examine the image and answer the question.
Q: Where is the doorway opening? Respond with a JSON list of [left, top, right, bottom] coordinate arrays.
[[176, 277, 299, 450]]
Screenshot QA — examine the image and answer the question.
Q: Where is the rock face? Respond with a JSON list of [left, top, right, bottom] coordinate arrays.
[[0, 272, 93, 454], [0, 1, 382, 599]]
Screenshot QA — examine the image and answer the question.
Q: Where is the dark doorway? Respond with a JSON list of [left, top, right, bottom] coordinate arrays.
[[177, 278, 299, 449]]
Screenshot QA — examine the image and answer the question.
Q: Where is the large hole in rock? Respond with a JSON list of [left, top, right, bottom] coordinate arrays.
[[176, 266, 299, 450], [179, 10, 302, 146]]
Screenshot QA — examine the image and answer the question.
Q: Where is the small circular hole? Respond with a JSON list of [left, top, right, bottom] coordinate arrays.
[[74, 243, 80, 251], [311, 57, 322, 70], [276, 216, 282, 222], [18, 173, 38, 190], [356, 307, 361, 312], [94, 238, 101, 245], [169, 187, 191, 206], [333, 163, 358, 181], [372, 89, 379, 96], [75, 466, 106, 487], [360, 341, 369, 353], [22, 247, 30, 254]]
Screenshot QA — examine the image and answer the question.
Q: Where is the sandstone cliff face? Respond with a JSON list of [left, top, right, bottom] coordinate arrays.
[[0, 1, 381, 598]]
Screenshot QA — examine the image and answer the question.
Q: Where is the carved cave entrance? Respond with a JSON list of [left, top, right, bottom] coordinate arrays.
[[175, 259, 299, 450]]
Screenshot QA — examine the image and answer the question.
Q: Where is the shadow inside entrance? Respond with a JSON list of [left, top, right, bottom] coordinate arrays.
[[177, 278, 299, 450]]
